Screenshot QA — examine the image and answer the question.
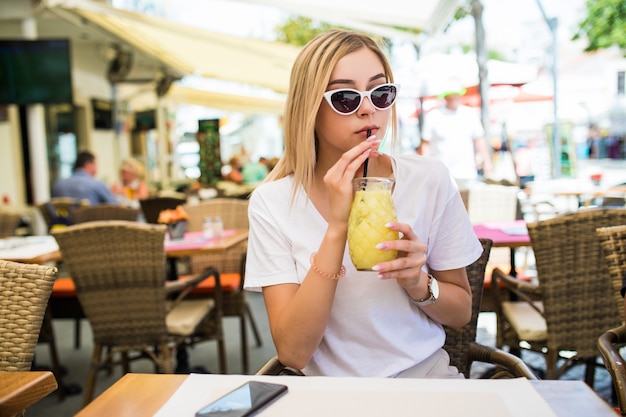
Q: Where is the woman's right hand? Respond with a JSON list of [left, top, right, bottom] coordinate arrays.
[[323, 137, 381, 225]]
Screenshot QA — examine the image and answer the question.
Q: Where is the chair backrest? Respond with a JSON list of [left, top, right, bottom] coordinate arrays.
[[0, 260, 57, 371], [71, 204, 140, 224], [184, 198, 249, 232], [528, 208, 626, 358], [595, 224, 626, 321], [52, 221, 169, 346], [444, 238, 493, 378], [37, 197, 89, 231], [0, 211, 22, 238], [139, 196, 187, 224], [184, 198, 249, 276], [467, 184, 520, 224]]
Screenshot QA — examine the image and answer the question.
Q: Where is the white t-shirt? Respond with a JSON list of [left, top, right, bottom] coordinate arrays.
[[244, 154, 483, 377], [421, 105, 485, 180]]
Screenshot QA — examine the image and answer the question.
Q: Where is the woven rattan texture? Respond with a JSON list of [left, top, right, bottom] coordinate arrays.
[[526, 208, 626, 360], [0, 212, 22, 238], [52, 220, 226, 405], [0, 260, 57, 372], [71, 204, 140, 224], [184, 198, 257, 373], [52, 221, 171, 347], [444, 238, 493, 378], [596, 224, 626, 320]]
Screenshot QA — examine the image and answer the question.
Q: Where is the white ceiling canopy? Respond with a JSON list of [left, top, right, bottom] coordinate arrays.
[[43, 0, 301, 93], [229, 0, 463, 43]]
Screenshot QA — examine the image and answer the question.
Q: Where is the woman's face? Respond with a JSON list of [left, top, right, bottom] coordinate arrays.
[[120, 166, 136, 185], [315, 47, 391, 156]]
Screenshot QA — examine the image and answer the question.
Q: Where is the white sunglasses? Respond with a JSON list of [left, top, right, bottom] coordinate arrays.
[[322, 83, 400, 115]]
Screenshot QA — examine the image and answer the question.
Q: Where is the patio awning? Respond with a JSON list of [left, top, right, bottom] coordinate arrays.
[[46, 0, 301, 93], [166, 85, 285, 115], [230, 0, 462, 42]]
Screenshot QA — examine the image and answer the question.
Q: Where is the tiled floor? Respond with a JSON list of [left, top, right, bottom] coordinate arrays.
[[27, 292, 617, 416]]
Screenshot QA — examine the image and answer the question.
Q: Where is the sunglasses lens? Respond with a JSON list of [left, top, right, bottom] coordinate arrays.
[[371, 85, 397, 109], [331, 91, 361, 114]]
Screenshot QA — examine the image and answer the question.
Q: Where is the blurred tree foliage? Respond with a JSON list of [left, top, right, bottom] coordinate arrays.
[[573, 0, 626, 55], [274, 16, 420, 50]]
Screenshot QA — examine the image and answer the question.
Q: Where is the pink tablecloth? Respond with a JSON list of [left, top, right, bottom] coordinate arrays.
[[472, 220, 530, 246], [164, 229, 237, 251]]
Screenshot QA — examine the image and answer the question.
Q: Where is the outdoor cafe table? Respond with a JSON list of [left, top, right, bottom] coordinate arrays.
[[0, 236, 61, 264], [74, 373, 617, 417], [163, 229, 248, 280], [473, 220, 530, 277]]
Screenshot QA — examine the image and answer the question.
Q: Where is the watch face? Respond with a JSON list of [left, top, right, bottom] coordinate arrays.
[[430, 277, 439, 300]]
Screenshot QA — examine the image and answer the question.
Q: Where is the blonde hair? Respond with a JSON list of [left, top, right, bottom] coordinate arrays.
[[121, 157, 145, 180], [265, 29, 397, 200]]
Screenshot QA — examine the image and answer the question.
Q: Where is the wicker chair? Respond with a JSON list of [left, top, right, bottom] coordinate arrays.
[[62, 203, 140, 348], [0, 211, 23, 238], [52, 220, 226, 406], [595, 224, 626, 415], [257, 238, 537, 380], [183, 198, 262, 375], [37, 197, 89, 231], [71, 204, 140, 224], [139, 196, 186, 224], [0, 260, 58, 414], [0, 260, 57, 371], [492, 208, 626, 386]]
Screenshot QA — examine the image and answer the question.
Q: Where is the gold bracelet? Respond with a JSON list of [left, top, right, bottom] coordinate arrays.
[[309, 252, 346, 280]]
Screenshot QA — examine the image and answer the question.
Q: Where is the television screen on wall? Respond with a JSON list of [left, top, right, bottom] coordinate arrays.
[[0, 39, 73, 105]]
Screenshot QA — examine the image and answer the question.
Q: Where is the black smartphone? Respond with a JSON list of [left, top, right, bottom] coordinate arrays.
[[195, 381, 288, 417]]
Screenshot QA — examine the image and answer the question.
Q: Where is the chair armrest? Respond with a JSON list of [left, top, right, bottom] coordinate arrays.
[[165, 267, 223, 312], [469, 342, 538, 380], [255, 356, 304, 376], [492, 267, 543, 313], [598, 324, 626, 414]]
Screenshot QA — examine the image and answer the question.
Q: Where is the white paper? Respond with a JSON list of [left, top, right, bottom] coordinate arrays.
[[154, 374, 557, 417], [0, 236, 58, 260]]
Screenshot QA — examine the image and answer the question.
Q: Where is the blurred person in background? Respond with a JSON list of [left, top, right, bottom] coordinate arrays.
[[419, 83, 492, 189], [242, 157, 269, 186], [110, 157, 149, 208], [52, 150, 118, 205]]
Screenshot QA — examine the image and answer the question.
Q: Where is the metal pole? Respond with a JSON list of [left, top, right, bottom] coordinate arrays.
[[535, 0, 560, 178]]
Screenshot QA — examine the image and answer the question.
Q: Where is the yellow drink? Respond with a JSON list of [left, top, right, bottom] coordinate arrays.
[[348, 178, 399, 270]]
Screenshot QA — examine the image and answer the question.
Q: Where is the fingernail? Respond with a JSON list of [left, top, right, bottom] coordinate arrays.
[[375, 243, 386, 250], [385, 222, 394, 228], [372, 264, 381, 271]]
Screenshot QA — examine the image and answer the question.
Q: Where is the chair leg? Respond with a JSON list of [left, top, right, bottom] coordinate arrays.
[[584, 357, 596, 387], [245, 301, 263, 347], [40, 309, 66, 400], [239, 313, 249, 375], [74, 318, 81, 349], [545, 350, 559, 380], [217, 338, 227, 374], [83, 344, 103, 407]]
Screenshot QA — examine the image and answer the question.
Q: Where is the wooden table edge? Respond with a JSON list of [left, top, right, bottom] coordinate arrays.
[[0, 371, 58, 417], [75, 373, 187, 417]]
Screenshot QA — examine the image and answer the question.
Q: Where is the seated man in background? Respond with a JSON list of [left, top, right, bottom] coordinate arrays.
[[52, 150, 118, 205]]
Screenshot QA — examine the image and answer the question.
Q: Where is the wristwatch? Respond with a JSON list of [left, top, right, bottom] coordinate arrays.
[[409, 274, 439, 307]]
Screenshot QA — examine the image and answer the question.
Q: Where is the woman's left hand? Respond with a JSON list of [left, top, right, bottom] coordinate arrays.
[[373, 222, 426, 289]]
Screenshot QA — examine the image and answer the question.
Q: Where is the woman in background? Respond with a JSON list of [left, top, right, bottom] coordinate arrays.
[[111, 157, 149, 208]]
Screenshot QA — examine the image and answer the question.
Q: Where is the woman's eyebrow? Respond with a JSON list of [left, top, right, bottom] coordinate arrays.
[[327, 73, 386, 88]]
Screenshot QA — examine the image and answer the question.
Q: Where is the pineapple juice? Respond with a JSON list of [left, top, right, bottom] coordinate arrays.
[[347, 178, 398, 270]]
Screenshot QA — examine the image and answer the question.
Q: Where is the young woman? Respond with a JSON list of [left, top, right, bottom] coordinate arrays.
[[244, 30, 483, 378]]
